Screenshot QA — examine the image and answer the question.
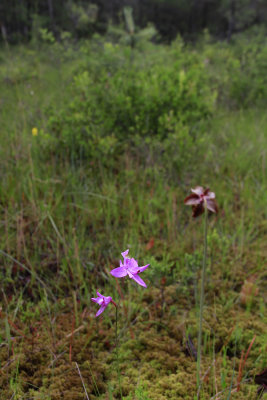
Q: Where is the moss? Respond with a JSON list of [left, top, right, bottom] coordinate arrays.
[[0, 282, 265, 399]]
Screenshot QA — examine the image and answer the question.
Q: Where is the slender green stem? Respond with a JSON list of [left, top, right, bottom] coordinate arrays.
[[127, 279, 131, 324], [115, 306, 123, 399], [197, 204, 208, 390]]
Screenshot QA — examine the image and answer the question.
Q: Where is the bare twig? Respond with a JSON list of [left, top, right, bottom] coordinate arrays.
[[197, 359, 216, 398], [47, 350, 67, 368], [209, 379, 251, 400], [76, 362, 90, 400], [65, 325, 85, 339]]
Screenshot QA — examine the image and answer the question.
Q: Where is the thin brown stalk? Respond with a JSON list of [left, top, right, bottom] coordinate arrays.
[[69, 311, 75, 363], [243, 335, 256, 366], [214, 353, 218, 396], [236, 335, 256, 391], [236, 350, 244, 392], [4, 208, 10, 254]]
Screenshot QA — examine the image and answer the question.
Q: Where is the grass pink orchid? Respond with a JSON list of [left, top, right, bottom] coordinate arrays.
[[91, 291, 116, 317], [184, 186, 218, 218], [110, 249, 149, 287]]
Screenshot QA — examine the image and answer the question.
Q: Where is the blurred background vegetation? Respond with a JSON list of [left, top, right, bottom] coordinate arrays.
[[1, 0, 267, 43]]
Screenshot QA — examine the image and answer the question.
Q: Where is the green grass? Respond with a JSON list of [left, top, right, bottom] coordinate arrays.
[[0, 40, 266, 399]]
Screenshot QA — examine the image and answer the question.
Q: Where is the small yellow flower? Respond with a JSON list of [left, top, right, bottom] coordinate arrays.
[[32, 127, 38, 136]]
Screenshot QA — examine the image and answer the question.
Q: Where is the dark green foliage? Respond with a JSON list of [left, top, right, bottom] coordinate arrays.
[[1, 0, 267, 43]]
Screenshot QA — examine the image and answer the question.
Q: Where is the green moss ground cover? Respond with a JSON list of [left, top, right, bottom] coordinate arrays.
[[0, 36, 266, 399]]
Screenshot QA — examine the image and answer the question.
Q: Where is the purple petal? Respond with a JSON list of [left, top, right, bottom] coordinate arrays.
[[191, 186, 204, 196], [206, 191, 215, 199], [96, 291, 103, 298], [139, 264, 149, 272], [127, 270, 134, 279], [105, 296, 112, 304], [130, 258, 138, 268], [91, 297, 98, 303], [131, 274, 147, 288], [96, 304, 107, 317], [128, 258, 140, 274], [93, 297, 104, 305], [206, 199, 218, 213], [121, 249, 129, 259], [184, 194, 201, 205], [110, 267, 127, 278]]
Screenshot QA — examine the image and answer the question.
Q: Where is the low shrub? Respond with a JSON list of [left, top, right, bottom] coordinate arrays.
[[45, 37, 216, 165]]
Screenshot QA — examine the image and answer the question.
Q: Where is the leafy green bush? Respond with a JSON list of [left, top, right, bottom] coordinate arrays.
[[45, 37, 216, 165]]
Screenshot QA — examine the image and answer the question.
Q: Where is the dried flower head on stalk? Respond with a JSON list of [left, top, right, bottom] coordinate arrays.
[[184, 186, 218, 218], [184, 185, 218, 387]]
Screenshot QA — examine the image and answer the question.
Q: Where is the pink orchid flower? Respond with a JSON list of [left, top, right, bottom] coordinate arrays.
[[91, 291, 116, 317], [184, 186, 218, 218], [110, 249, 149, 288]]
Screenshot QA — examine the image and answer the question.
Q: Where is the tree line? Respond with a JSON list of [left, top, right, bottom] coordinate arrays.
[[1, 0, 267, 43]]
